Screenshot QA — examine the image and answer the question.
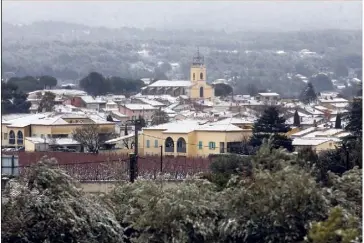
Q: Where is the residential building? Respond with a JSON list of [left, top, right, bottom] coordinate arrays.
[[139, 120, 251, 157], [255, 93, 280, 105], [71, 96, 107, 111], [1, 113, 115, 151], [119, 104, 158, 120], [292, 138, 339, 152]]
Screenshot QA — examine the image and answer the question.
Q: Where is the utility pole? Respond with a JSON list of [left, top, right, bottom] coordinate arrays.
[[129, 153, 136, 183], [160, 145, 163, 173], [126, 118, 143, 182]]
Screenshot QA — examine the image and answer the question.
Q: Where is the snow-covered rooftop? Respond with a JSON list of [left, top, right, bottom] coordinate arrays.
[[3, 112, 114, 127], [81, 96, 107, 104], [144, 120, 207, 133], [105, 133, 135, 144], [318, 98, 348, 103], [258, 92, 280, 97], [196, 123, 242, 132], [25, 137, 80, 145], [123, 104, 158, 110], [212, 117, 255, 125], [291, 127, 317, 137], [136, 98, 165, 107], [148, 80, 192, 87], [28, 89, 87, 97]]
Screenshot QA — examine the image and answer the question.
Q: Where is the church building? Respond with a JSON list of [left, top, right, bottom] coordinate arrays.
[[141, 50, 214, 100]]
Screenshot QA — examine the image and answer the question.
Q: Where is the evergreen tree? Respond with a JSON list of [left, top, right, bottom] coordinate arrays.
[[335, 113, 342, 129], [151, 109, 169, 126], [79, 72, 109, 96], [106, 114, 113, 122], [124, 124, 128, 135], [250, 106, 293, 151], [1, 81, 31, 114], [309, 73, 334, 92], [214, 83, 233, 97], [300, 82, 317, 104], [138, 115, 147, 128], [293, 110, 300, 127], [37, 91, 56, 112], [38, 75, 58, 89], [2, 157, 124, 243], [345, 98, 362, 138]]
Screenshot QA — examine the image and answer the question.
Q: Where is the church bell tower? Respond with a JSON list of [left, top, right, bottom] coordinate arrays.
[[190, 48, 206, 84]]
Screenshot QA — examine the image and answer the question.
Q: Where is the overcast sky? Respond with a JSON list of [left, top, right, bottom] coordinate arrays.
[[2, 1, 362, 31]]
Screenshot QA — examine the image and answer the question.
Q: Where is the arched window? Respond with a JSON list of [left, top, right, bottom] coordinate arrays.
[[199, 87, 204, 98], [165, 137, 174, 152], [9, 130, 15, 145], [193, 73, 195, 81], [17, 131, 23, 145], [200, 72, 204, 80], [177, 137, 186, 153]]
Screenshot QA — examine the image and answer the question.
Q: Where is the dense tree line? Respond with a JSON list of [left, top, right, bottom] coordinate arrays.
[[1, 81, 31, 114], [79, 72, 145, 96], [213, 83, 233, 97], [7, 75, 58, 93]]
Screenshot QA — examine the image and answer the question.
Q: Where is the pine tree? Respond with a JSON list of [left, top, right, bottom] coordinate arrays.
[[335, 113, 342, 129], [151, 109, 169, 126], [345, 98, 362, 138], [37, 91, 56, 112], [106, 114, 113, 122], [250, 106, 293, 151], [300, 82, 317, 104], [293, 110, 300, 127], [138, 115, 147, 128]]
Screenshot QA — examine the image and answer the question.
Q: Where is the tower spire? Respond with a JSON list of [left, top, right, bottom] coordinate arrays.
[[192, 47, 204, 66]]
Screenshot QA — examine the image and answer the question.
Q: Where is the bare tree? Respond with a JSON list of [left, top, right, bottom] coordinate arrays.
[[72, 124, 101, 153]]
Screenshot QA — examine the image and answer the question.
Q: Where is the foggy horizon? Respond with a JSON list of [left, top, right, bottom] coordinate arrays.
[[2, 1, 362, 32]]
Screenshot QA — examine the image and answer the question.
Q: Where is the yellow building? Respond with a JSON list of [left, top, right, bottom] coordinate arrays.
[[1, 113, 115, 151], [292, 138, 339, 152], [141, 50, 214, 100], [139, 120, 252, 157]]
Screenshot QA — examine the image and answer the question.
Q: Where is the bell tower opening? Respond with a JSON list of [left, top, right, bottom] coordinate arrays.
[[190, 48, 206, 83]]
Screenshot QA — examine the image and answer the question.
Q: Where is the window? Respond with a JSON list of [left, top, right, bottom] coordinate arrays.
[[193, 73, 196, 81], [9, 130, 15, 144], [198, 141, 203, 150], [146, 140, 150, 148], [154, 140, 158, 148], [200, 72, 204, 80], [17, 131, 23, 145], [209, 142, 216, 150], [3, 133, 8, 140]]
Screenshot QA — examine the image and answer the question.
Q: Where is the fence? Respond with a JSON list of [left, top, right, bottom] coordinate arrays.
[[2, 152, 213, 181]]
